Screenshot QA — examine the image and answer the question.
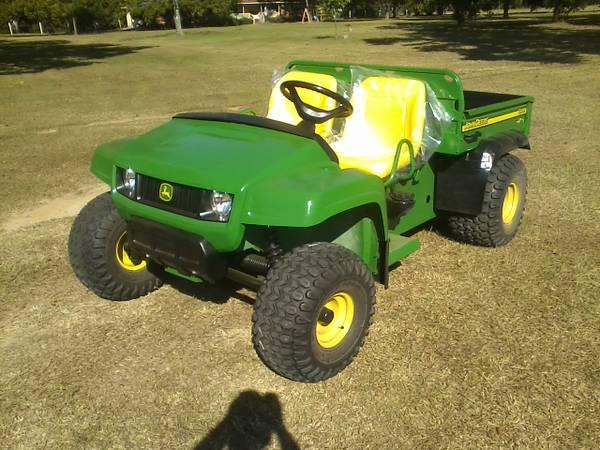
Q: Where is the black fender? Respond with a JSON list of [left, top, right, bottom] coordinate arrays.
[[433, 131, 530, 216]]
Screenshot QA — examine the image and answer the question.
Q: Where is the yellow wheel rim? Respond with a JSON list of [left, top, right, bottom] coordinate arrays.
[[115, 232, 146, 271], [502, 182, 520, 224], [316, 292, 355, 349]]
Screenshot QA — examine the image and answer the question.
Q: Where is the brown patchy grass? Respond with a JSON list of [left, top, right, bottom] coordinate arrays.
[[1, 10, 599, 449]]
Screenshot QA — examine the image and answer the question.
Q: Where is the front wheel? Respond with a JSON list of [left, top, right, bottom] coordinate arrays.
[[252, 243, 376, 382], [68, 193, 163, 301]]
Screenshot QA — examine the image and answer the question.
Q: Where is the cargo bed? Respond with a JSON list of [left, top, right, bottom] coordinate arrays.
[[464, 90, 526, 111], [461, 90, 534, 143]]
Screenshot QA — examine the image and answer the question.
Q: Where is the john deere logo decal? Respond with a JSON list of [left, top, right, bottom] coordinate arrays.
[[462, 108, 528, 132], [159, 183, 173, 202]]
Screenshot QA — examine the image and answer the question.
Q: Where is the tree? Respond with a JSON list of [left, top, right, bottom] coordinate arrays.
[[525, 0, 589, 20], [180, 0, 236, 25], [317, 0, 351, 20], [450, 0, 480, 23], [0, 0, 240, 32], [374, 0, 405, 18], [502, 0, 510, 17], [129, 0, 171, 27], [58, 0, 123, 32], [347, 0, 376, 17], [4, 0, 68, 32]]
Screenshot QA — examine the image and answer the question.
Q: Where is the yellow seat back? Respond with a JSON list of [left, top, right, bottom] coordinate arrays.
[[331, 77, 427, 178], [267, 71, 338, 139]]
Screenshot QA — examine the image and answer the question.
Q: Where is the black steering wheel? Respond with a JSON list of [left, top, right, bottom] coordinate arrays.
[[280, 80, 353, 126]]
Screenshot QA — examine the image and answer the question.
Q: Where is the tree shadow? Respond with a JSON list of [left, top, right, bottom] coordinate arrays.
[[564, 12, 600, 26], [364, 14, 600, 64], [161, 271, 255, 305], [195, 390, 300, 450], [0, 39, 154, 75]]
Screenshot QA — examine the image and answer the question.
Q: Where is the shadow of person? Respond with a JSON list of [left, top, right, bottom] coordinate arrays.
[[195, 391, 300, 450]]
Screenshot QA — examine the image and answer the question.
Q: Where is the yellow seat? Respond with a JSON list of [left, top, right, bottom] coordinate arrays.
[[331, 77, 427, 178], [267, 71, 338, 140]]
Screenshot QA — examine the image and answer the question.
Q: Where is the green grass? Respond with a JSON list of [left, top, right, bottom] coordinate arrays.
[[1, 10, 599, 449]]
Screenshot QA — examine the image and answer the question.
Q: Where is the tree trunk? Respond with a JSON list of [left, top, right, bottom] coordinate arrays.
[[72, 16, 78, 35], [552, 0, 562, 21], [503, 0, 510, 18], [173, 0, 183, 34], [452, 0, 465, 24]]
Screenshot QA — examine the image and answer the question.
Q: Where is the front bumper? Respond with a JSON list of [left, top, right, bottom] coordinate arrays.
[[127, 218, 227, 283]]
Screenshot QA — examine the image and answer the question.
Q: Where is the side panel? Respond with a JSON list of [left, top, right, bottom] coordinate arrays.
[[391, 163, 437, 234], [433, 154, 490, 216], [433, 131, 530, 216], [333, 218, 379, 273], [244, 209, 383, 274], [242, 168, 388, 236], [461, 100, 534, 152]]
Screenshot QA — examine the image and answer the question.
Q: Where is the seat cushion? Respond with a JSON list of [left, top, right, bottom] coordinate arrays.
[[267, 71, 338, 139], [331, 76, 426, 178]]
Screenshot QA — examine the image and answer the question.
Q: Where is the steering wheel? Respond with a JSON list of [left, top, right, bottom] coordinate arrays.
[[280, 80, 353, 126]]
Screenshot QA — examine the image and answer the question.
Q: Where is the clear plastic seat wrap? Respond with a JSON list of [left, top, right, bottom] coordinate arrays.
[[331, 76, 427, 178]]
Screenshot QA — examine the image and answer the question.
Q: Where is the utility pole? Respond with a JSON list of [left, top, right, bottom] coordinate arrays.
[[173, 0, 183, 35]]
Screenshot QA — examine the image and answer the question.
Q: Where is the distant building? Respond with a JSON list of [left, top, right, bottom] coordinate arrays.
[[238, 1, 305, 18]]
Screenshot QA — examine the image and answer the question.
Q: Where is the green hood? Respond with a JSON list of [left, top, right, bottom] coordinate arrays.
[[93, 116, 386, 244], [91, 118, 335, 194]]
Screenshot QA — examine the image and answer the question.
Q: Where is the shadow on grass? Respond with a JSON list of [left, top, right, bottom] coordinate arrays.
[[364, 14, 600, 64], [0, 39, 154, 75], [161, 271, 255, 305], [195, 391, 300, 450]]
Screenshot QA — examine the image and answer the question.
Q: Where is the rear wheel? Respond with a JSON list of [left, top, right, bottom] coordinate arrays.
[[68, 193, 163, 300], [444, 154, 527, 247], [252, 243, 375, 382]]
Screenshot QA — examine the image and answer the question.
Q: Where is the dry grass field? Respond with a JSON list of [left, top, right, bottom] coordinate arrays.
[[1, 10, 599, 449]]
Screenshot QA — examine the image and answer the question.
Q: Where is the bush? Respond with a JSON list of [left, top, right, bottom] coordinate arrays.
[[266, 15, 295, 23], [232, 16, 254, 25]]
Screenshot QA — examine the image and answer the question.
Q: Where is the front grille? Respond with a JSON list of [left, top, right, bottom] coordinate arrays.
[[136, 174, 212, 219]]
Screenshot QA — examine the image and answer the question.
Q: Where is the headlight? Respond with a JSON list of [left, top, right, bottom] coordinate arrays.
[[210, 191, 232, 222], [116, 167, 136, 199]]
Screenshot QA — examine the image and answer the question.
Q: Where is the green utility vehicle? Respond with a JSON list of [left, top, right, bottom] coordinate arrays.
[[69, 61, 533, 382]]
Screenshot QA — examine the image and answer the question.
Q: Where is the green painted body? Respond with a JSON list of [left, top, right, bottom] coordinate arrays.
[[90, 60, 533, 284]]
